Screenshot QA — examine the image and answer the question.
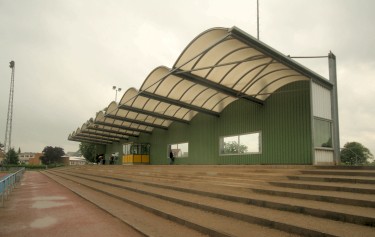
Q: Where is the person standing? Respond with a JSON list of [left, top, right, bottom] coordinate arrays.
[[169, 151, 175, 165]]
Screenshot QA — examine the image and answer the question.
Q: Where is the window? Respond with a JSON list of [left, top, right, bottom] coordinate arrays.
[[314, 118, 332, 148], [220, 132, 261, 155], [168, 142, 189, 158], [123, 143, 150, 155]]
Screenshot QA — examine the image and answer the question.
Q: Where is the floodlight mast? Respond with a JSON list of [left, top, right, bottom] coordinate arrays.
[[113, 86, 122, 102], [4, 61, 15, 152]]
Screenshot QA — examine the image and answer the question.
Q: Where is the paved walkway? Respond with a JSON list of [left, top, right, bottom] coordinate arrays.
[[0, 171, 144, 237]]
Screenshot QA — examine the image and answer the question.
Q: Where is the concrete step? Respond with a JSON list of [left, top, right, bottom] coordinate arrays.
[[250, 185, 375, 208], [47, 169, 375, 237], [45, 170, 299, 237], [42, 171, 208, 237], [287, 175, 375, 184], [55, 168, 375, 227], [301, 170, 375, 177], [47, 166, 375, 236], [63, 166, 375, 208], [313, 166, 375, 170], [269, 180, 375, 194], [79, 165, 303, 180]]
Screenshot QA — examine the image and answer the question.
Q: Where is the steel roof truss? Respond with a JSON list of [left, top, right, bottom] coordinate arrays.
[[87, 125, 139, 137], [94, 121, 152, 134], [75, 133, 119, 143], [69, 137, 109, 145], [72, 135, 113, 144], [140, 91, 220, 117], [118, 104, 190, 125], [174, 69, 263, 105], [105, 114, 168, 130], [81, 129, 127, 140]]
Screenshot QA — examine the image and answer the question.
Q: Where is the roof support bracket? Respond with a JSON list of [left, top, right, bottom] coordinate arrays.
[[174, 69, 264, 105], [140, 91, 220, 117]]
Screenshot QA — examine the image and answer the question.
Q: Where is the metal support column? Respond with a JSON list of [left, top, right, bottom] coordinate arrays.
[[328, 52, 340, 165]]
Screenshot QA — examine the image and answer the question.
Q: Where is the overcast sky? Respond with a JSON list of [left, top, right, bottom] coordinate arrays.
[[1, 0, 374, 155]]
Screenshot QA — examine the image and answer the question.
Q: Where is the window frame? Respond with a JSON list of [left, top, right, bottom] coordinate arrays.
[[313, 117, 333, 149], [167, 142, 189, 158], [219, 131, 262, 156]]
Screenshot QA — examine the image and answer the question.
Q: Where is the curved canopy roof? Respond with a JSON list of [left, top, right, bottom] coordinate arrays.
[[69, 26, 331, 144]]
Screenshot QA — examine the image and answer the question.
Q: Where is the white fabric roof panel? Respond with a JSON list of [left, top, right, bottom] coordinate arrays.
[[69, 26, 332, 144], [80, 122, 129, 140], [173, 27, 312, 101], [94, 111, 152, 134], [140, 66, 236, 115], [121, 87, 199, 121]]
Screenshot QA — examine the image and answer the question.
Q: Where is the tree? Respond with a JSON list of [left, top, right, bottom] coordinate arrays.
[[0, 142, 4, 152], [40, 146, 65, 165], [340, 142, 373, 165], [4, 148, 19, 165], [223, 141, 248, 154], [79, 142, 97, 162]]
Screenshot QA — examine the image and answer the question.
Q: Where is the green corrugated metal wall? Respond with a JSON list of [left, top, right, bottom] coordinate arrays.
[[106, 81, 312, 165]]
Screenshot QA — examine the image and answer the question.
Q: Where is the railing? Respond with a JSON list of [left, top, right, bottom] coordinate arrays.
[[0, 167, 25, 207]]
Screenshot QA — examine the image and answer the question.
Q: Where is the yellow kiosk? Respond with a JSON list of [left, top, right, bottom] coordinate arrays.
[[122, 143, 150, 164]]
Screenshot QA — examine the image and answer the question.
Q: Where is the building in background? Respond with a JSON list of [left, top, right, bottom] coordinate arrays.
[[61, 156, 87, 166], [29, 153, 43, 165], [18, 152, 36, 164]]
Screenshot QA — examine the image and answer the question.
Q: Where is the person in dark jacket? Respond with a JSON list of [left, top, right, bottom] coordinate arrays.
[[169, 151, 175, 165]]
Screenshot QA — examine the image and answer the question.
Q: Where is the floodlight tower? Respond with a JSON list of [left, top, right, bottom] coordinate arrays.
[[112, 86, 121, 102], [4, 61, 15, 152]]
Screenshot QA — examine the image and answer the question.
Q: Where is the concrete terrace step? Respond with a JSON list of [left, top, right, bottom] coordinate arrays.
[[312, 166, 375, 170], [44, 166, 375, 236], [44, 170, 299, 237], [81, 165, 305, 177], [52, 169, 375, 227], [269, 180, 375, 194], [61, 166, 375, 208], [46, 169, 375, 237], [42, 171, 207, 237], [301, 169, 375, 177], [250, 185, 375, 208], [287, 174, 375, 184], [80, 166, 295, 189]]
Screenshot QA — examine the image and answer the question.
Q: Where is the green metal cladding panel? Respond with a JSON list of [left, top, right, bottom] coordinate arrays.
[[108, 81, 312, 165], [216, 81, 312, 164], [105, 140, 127, 164]]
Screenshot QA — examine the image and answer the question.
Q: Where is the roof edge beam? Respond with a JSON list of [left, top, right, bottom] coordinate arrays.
[[87, 126, 139, 138], [174, 69, 264, 105], [94, 121, 152, 134], [69, 137, 109, 145], [81, 130, 128, 140], [71, 135, 113, 144], [74, 133, 119, 143], [140, 91, 220, 117], [105, 114, 168, 130], [229, 26, 333, 88], [118, 105, 190, 125]]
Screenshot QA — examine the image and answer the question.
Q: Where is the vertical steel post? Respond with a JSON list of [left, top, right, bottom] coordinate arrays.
[[257, 0, 260, 40], [328, 52, 340, 165]]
